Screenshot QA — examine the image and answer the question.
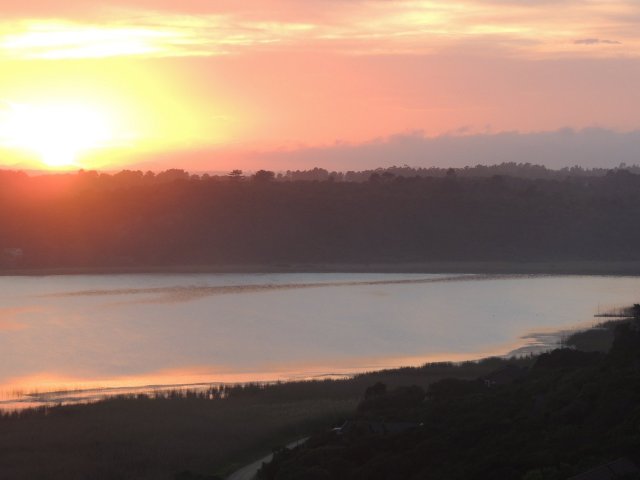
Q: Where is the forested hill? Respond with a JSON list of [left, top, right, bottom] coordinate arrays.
[[2, 167, 640, 268], [258, 317, 640, 480]]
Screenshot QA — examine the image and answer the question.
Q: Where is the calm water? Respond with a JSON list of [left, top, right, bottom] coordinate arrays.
[[0, 272, 638, 408]]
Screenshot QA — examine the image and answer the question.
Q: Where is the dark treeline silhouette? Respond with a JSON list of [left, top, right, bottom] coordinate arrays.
[[3, 165, 640, 268], [279, 162, 640, 182], [259, 314, 640, 480]]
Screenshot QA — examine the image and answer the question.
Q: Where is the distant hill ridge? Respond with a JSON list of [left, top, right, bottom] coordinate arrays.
[[3, 166, 640, 267]]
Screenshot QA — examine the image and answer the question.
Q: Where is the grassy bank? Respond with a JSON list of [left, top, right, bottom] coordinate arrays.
[[0, 358, 534, 479], [0, 393, 355, 480]]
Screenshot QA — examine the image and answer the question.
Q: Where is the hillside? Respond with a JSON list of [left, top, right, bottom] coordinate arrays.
[[258, 318, 640, 480], [3, 168, 640, 268]]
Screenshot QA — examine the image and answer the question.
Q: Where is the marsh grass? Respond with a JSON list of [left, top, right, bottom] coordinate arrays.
[[0, 358, 530, 479]]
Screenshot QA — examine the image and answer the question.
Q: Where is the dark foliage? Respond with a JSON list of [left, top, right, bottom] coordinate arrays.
[[3, 167, 640, 268], [259, 319, 640, 480], [532, 348, 603, 370], [0, 356, 531, 479]]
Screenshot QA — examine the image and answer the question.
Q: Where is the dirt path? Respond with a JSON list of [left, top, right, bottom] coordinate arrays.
[[226, 438, 308, 480]]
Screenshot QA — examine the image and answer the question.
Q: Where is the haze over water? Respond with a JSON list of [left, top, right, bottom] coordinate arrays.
[[1, 273, 638, 408]]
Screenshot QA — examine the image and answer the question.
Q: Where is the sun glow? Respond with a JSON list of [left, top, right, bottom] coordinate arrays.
[[0, 101, 113, 168], [0, 22, 182, 60]]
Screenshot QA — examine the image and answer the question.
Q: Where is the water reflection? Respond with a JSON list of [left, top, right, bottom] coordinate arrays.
[[0, 273, 637, 409], [38, 274, 523, 304]]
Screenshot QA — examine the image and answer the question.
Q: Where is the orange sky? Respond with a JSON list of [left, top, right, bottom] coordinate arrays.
[[0, 0, 639, 171]]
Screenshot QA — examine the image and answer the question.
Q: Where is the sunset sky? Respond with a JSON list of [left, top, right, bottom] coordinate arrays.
[[0, 0, 639, 171]]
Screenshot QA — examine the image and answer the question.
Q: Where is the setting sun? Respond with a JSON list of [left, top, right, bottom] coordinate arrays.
[[0, 101, 112, 168], [1, 0, 640, 478]]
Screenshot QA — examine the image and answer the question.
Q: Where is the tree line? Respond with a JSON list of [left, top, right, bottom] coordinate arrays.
[[2, 166, 640, 268]]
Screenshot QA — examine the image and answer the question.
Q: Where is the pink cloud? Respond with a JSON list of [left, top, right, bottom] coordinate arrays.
[[0, 0, 639, 169]]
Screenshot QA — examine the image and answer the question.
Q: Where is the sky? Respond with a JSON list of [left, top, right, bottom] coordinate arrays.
[[0, 0, 639, 172]]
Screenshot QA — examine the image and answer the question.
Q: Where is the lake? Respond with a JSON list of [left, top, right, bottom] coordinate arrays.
[[0, 272, 638, 409]]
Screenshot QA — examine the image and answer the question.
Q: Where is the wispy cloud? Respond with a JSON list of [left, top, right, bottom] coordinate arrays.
[[0, 0, 638, 59], [0, 15, 327, 59], [574, 38, 622, 45], [136, 128, 640, 171]]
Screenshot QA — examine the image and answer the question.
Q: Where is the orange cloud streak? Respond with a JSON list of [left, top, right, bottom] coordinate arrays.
[[0, 0, 639, 171]]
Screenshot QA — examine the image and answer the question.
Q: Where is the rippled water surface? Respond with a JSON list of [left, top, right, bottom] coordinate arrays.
[[1, 273, 638, 408]]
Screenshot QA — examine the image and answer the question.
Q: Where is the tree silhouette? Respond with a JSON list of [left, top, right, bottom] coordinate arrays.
[[228, 169, 244, 181], [252, 170, 275, 183]]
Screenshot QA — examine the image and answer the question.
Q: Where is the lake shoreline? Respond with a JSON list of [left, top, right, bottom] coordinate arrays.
[[0, 315, 617, 412], [4, 260, 640, 276], [1, 270, 636, 412]]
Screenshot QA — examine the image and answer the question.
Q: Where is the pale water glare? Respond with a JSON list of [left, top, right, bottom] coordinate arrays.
[[0, 273, 638, 408]]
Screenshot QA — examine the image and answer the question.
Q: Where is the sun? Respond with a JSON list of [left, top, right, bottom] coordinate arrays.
[[0, 101, 113, 169]]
